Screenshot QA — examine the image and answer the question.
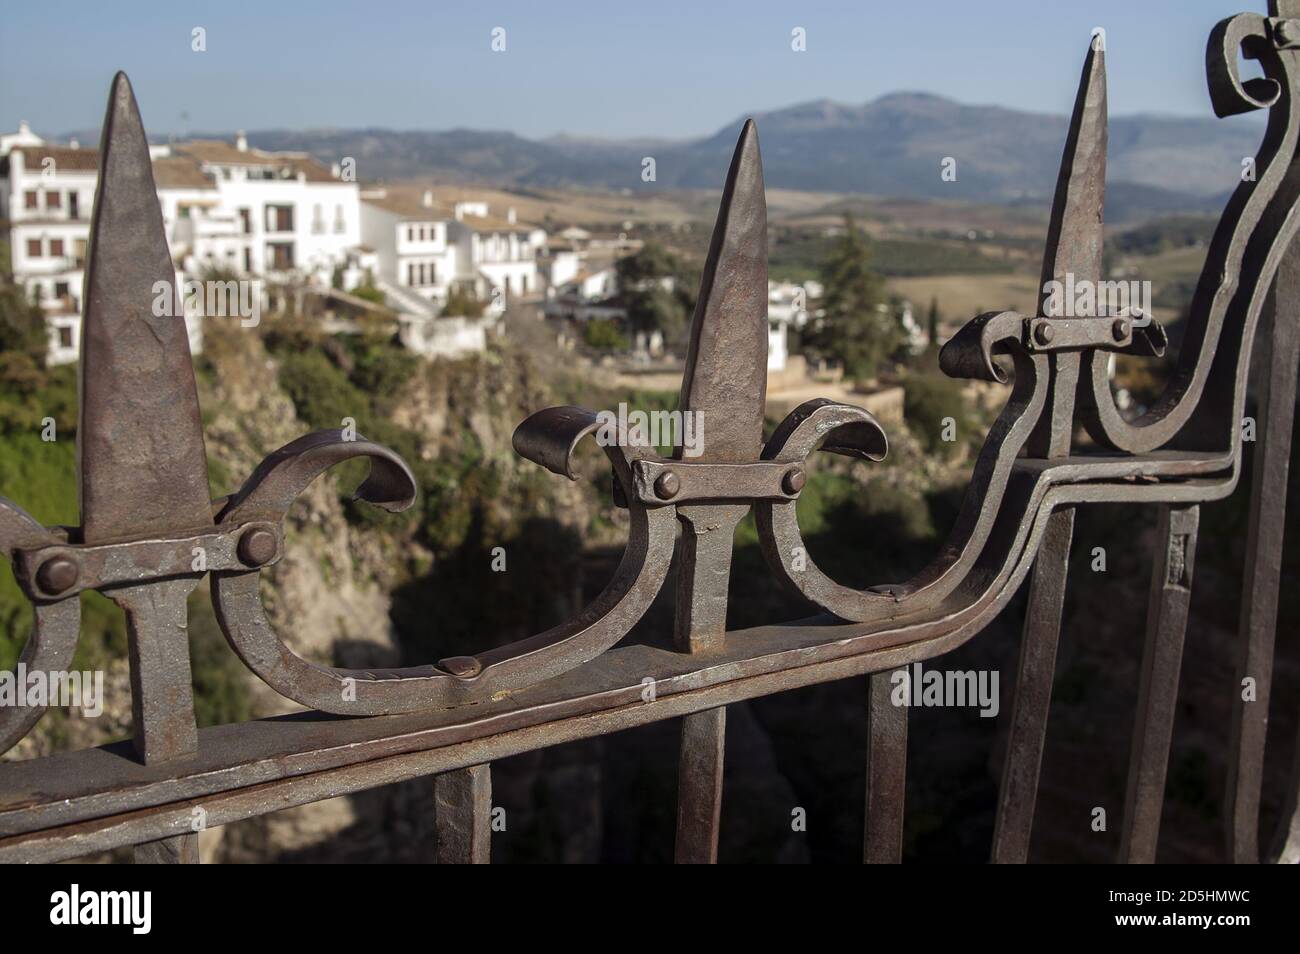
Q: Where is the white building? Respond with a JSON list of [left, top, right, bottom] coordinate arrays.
[[766, 280, 821, 372], [2, 143, 105, 362], [359, 188, 545, 318], [359, 189, 457, 311], [1, 128, 364, 363], [168, 135, 361, 283]]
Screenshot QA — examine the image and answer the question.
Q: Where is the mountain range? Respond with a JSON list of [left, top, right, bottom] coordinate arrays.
[[118, 92, 1264, 212]]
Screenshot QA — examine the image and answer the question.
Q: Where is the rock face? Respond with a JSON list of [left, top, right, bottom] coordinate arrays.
[[200, 324, 405, 718]]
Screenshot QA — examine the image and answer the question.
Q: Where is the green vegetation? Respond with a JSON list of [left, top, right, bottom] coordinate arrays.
[[615, 240, 699, 346], [582, 317, 628, 351], [802, 215, 902, 381], [0, 279, 250, 722], [1111, 215, 1215, 256], [442, 285, 485, 318], [771, 228, 1014, 283]]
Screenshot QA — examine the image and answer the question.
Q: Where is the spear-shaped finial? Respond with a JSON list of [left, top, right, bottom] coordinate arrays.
[[78, 72, 212, 542], [676, 119, 768, 463]]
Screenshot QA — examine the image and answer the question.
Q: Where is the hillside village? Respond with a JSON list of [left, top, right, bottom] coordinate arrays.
[[0, 121, 925, 418]]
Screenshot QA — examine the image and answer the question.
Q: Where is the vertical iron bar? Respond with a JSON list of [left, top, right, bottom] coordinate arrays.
[[1227, 245, 1300, 863], [990, 39, 1105, 864], [1119, 504, 1199, 863], [992, 507, 1074, 863], [864, 669, 907, 863], [435, 763, 492, 864], [672, 504, 745, 864], [118, 578, 202, 864], [135, 835, 200, 864], [675, 706, 726, 864]]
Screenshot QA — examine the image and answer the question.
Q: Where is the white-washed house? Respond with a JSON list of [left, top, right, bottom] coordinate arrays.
[[359, 189, 457, 312]]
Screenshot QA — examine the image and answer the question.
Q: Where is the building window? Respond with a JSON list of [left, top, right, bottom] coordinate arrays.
[[54, 281, 69, 299], [239, 208, 252, 234], [407, 263, 415, 286], [311, 204, 325, 234], [407, 227, 414, 242], [267, 242, 295, 270], [334, 205, 345, 233], [45, 191, 61, 210], [24, 191, 38, 210], [243, 248, 252, 272], [266, 205, 294, 233], [26, 238, 41, 258], [68, 192, 80, 219], [49, 238, 64, 258], [58, 326, 74, 349]]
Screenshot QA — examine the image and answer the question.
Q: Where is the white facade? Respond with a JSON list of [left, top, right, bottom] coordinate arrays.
[[359, 189, 544, 318], [169, 139, 361, 284], [397, 313, 498, 359], [359, 190, 456, 312], [2, 130, 364, 364]]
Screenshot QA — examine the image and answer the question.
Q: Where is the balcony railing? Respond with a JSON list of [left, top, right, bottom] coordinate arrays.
[[1, 3, 1299, 865]]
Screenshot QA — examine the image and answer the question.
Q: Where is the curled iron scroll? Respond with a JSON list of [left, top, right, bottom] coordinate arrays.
[[757, 320, 1050, 622], [1080, 12, 1300, 453], [210, 424, 676, 714]]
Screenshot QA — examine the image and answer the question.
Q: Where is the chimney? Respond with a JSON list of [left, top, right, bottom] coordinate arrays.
[[506, 207, 517, 224], [235, 130, 248, 152], [18, 120, 30, 135], [69, 138, 79, 150], [422, 189, 434, 208]]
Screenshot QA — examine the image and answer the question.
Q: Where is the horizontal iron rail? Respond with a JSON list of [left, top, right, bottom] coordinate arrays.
[[0, 462, 1236, 861]]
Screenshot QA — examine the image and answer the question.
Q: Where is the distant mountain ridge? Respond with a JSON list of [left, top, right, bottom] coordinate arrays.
[[69, 91, 1260, 210]]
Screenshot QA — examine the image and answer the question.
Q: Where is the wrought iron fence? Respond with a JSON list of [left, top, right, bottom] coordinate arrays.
[[1, 2, 1298, 864]]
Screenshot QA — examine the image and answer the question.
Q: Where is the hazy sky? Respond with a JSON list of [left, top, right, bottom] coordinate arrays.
[[0, 0, 1264, 140]]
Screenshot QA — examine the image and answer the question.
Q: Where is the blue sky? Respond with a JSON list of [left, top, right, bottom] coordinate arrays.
[[0, 0, 1264, 140]]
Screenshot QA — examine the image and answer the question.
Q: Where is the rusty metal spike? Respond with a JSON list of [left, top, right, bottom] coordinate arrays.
[[1038, 36, 1107, 307], [78, 72, 212, 542], [676, 118, 768, 463], [995, 36, 1108, 864]]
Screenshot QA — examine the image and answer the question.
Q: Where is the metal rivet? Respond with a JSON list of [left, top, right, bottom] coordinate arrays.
[[238, 527, 278, 567], [1034, 322, 1055, 346], [440, 656, 482, 678], [654, 470, 680, 500], [1112, 318, 1130, 341], [35, 556, 78, 595], [782, 467, 806, 495]]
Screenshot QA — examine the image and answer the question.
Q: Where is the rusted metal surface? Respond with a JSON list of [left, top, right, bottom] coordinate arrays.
[[1226, 235, 1300, 864], [864, 670, 907, 864], [993, 37, 1106, 863], [1119, 505, 1199, 864], [434, 764, 492, 864], [991, 507, 1074, 864], [675, 707, 726, 864], [1, 3, 1299, 866]]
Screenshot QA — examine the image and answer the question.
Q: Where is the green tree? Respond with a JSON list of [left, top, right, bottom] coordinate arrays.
[[616, 240, 679, 286], [927, 296, 941, 350], [807, 215, 899, 381], [615, 241, 695, 346], [582, 317, 628, 351]]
